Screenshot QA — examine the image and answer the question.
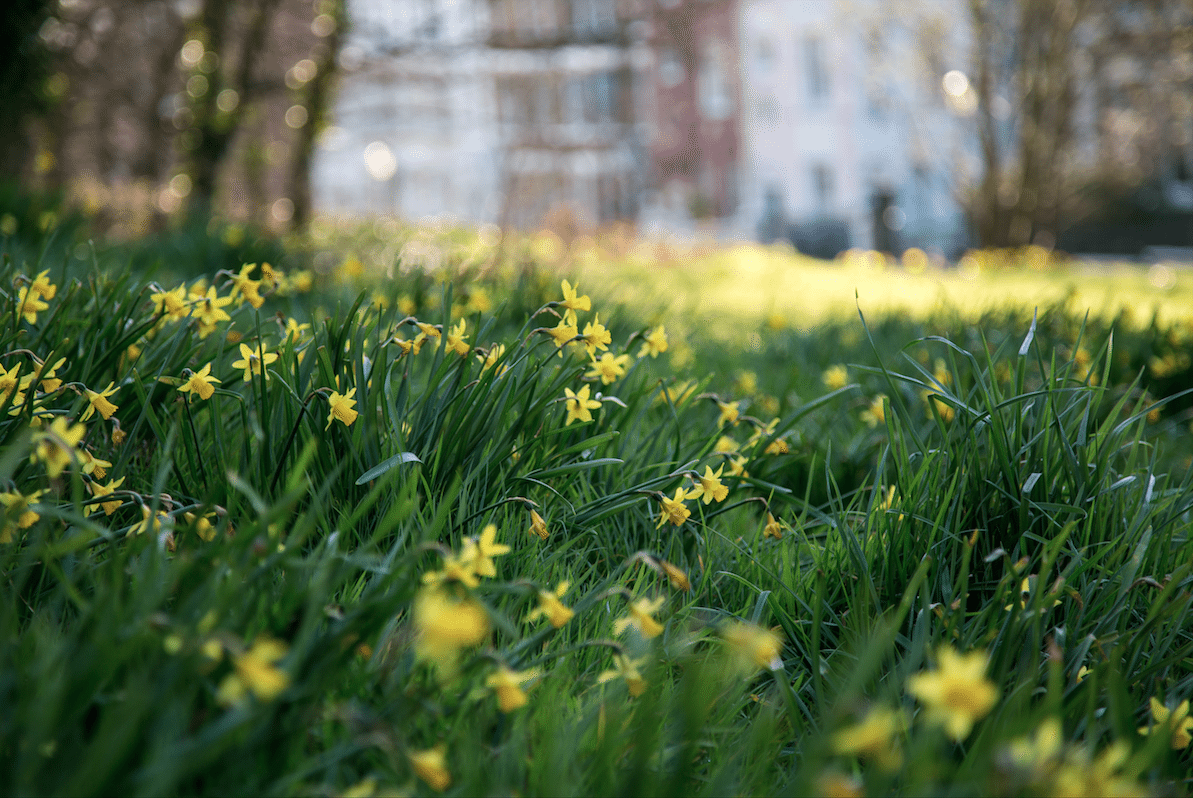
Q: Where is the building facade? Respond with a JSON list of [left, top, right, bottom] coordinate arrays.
[[732, 0, 972, 256]]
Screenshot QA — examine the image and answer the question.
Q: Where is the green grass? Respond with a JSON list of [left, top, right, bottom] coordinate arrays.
[[0, 212, 1191, 797]]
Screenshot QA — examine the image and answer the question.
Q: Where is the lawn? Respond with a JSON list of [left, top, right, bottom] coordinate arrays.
[[1, 209, 1191, 797]]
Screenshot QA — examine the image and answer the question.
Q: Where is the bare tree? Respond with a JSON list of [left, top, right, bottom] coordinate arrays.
[[185, 0, 285, 214], [286, 0, 347, 229]]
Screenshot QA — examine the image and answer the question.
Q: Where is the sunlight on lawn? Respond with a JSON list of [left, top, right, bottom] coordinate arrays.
[[577, 242, 1193, 339]]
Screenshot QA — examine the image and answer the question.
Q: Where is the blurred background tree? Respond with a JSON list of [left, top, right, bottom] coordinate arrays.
[[2, 0, 345, 237], [0, 0, 56, 179]]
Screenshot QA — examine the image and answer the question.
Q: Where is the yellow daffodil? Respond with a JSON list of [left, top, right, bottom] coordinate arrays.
[[1005, 716, 1064, 772], [0, 489, 44, 542], [559, 279, 591, 313], [79, 382, 119, 422], [480, 343, 506, 374], [689, 464, 728, 504], [16, 286, 49, 324], [715, 435, 738, 453], [179, 363, 221, 401], [408, 744, 451, 792], [33, 417, 86, 477], [217, 636, 290, 706], [283, 318, 310, 344], [326, 387, 358, 429], [527, 581, 573, 628], [823, 364, 849, 391], [228, 263, 264, 308], [613, 595, 665, 639], [486, 666, 538, 712], [29, 269, 57, 301], [86, 476, 125, 516], [259, 262, 283, 289], [0, 362, 23, 404], [907, 646, 999, 740], [637, 326, 668, 358], [413, 587, 489, 669], [734, 370, 757, 394], [598, 653, 647, 697], [445, 319, 469, 356], [764, 437, 790, 455], [32, 356, 66, 393], [470, 524, 510, 578], [184, 511, 218, 542], [659, 559, 690, 591], [861, 395, 887, 427], [816, 772, 865, 798], [422, 544, 481, 589], [129, 505, 171, 537], [722, 620, 784, 671], [391, 333, 424, 356], [193, 286, 233, 337], [544, 317, 578, 351], [79, 449, 111, 479], [414, 321, 441, 345], [716, 400, 739, 427], [655, 487, 690, 528], [1138, 696, 1192, 749], [832, 706, 905, 771], [586, 352, 630, 384], [580, 314, 611, 356], [763, 512, 783, 539], [528, 509, 549, 540], [150, 285, 190, 322], [564, 384, 601, 425], [231, 342, 278, 382]]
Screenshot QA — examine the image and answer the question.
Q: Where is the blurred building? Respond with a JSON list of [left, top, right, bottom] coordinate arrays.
[[313, 0, 649, 230], [732, 0, 972, 256], [640, 0, 742, 230]]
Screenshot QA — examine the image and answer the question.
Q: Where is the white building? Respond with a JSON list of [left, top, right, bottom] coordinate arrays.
[[733, 0, 973, 255], [313, 0, 501, 223], [313, 0, 647, 229]]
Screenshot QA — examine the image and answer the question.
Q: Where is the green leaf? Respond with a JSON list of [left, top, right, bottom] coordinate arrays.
[[355, 451, 422, 485]]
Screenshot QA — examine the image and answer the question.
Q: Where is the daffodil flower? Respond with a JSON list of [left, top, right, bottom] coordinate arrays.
[[527, 581, 573, 628], [471, 524, 510, 577], [228, 263, 264, 308], [559, 279, 591, 313], [1138, 696, 1192, 749], [586, 352, 630, 384], [823, 364, 849, 391], [655, 487, 691, 528], [528, 509, 549, 540], [907, 646, 998, 740], [716, 400, 739, 427], [29, 269, 57, 301], [722, 620, 784, 671], [231, 342, 278, 382], [689, 464, 729, 504], [598, 653, 647, 696], [16, 286, 49, 325], [637, 326, 668, 358], [486, 666, 539, 712], [325, 387, 358, 429], [413, 588, 489, 669], [763, 512, 783, 539], [564, 385, 601, 425], [580, 313, 611, 356], [0, 489, 44, 543], [80, 382, 119, 421], [613, 595, 665, 639], [151, 285, 190, 321], [659, 559, 690, 591], [408, 744, 452, 792], [445, 319, 469, 356], [179, 364, 221, 401], [33, 417, 86, 477], [86, 476, 125, 516]]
